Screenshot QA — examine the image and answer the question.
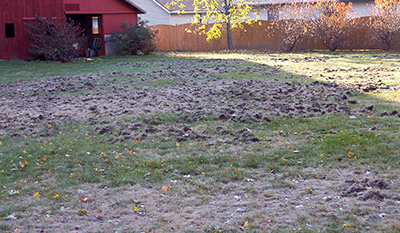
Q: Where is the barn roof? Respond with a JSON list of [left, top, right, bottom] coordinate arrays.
[[124, 0, 146, 13]]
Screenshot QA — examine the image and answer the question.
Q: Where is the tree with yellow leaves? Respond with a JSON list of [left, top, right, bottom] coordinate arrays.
[[369, 0, 400, 51], [165, 0, 259, 50]]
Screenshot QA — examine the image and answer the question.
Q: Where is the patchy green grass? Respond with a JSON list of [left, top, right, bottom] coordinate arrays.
[[0, 52, 399, 232], [0, 53, 189, 83]]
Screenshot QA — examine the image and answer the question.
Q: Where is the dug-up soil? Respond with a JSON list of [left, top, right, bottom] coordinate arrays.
[[2, 59, 398, 138]]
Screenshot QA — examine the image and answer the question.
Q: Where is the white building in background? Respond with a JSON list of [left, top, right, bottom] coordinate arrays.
[[127, 0, 202, 25], [128, 0, 375, 26], [348, 0, 375, 18], [251, 0, 375, 21]]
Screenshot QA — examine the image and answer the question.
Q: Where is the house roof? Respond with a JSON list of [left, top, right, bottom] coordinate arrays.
[[154, 0, 196, 12], [252, 0, 373, 6]]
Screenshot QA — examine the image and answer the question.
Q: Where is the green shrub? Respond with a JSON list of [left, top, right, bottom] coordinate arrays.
[[25, 15, 84, 62], [108, 20, 157, 55]]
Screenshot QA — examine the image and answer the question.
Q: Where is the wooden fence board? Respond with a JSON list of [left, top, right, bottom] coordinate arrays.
[[150, 18, 400, 52]]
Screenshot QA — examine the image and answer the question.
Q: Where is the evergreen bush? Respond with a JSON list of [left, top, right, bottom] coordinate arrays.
[[108, 20, 157, 55]]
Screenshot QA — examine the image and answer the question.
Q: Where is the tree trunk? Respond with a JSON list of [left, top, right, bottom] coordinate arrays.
[[383, 36, 391, 51], [224, 0, 233, 50], [226, 20, 233, 50]]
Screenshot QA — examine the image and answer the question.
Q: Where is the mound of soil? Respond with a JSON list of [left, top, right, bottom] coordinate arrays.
[[0, 71, 363, 137]]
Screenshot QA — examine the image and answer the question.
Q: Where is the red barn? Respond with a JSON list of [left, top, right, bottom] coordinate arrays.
[[0, 0, 145, 60]]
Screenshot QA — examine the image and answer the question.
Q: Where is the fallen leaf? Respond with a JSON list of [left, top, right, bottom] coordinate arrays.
[[266, 216, 275, 225], [78, 210, 88, 215], [79, 197, 88, 202], [243, 221, 249, 228], [161, 185, 168, 192], [19, 160, 28, 168], [343, 222, 352, 227], [52, 194, 59, 199], [127, 151, 134, 155], [33, 192, 41, 198]]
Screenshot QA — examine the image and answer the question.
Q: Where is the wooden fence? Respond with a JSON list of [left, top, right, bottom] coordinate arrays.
[[150, 18, 400, 52]]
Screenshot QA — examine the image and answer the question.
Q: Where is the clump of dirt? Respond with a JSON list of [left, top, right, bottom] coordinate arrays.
[[324, 66, 400, 73], [100, 123, 211, 144], [329, 77, 394, 93], [322, 66, 399, 93], [270, 56, 330, 63], [342, 178, 390, 201]]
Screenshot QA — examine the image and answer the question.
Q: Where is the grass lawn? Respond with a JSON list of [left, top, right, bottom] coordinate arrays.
[[0, 51, 399, 232]]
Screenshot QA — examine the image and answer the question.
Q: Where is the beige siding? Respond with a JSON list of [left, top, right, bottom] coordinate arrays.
[[252, 2, 373, 21], [170, 14, 194, 25], [127, 0, 171, 25], [350, 2, 374, 18]]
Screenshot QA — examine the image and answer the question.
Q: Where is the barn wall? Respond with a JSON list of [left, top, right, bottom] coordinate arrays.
[[103, 13, 138, 55], [0, 0, 64, 60], [102, 13, 138, 34]]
